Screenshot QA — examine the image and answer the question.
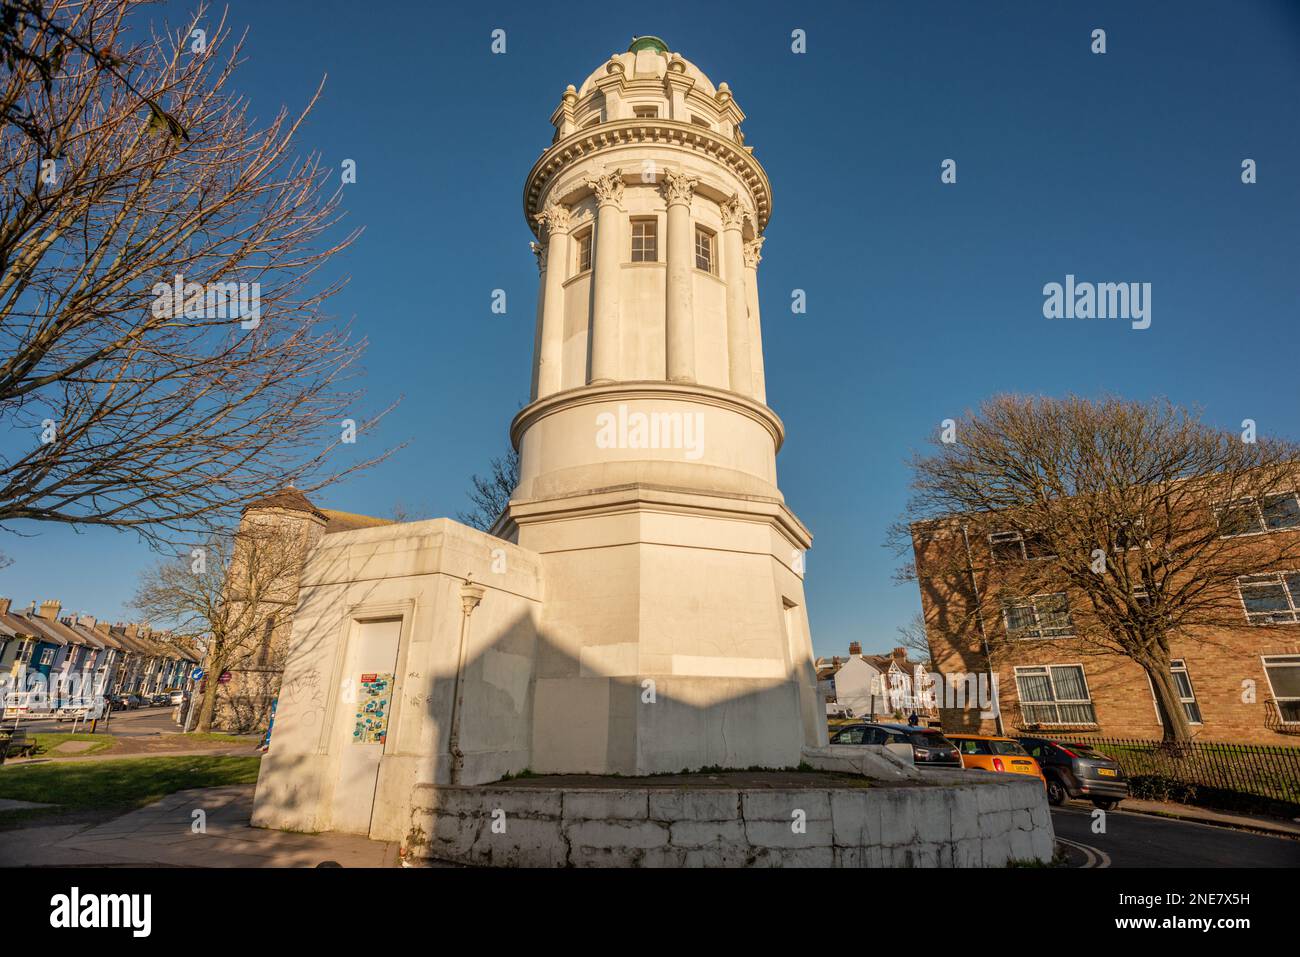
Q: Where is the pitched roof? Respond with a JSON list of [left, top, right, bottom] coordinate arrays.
[[243, 486, 328, 520]]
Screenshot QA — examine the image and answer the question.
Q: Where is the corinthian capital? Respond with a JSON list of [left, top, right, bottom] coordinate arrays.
[[660, 168, 698, 207], [534, 200, 574, 237], [743, 236, 765, 269], [586, 169, 625, 208], [720, 193, 748, 230]]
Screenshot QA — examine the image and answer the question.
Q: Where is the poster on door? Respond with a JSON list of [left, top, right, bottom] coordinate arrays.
[[351, 672, 393, 745]]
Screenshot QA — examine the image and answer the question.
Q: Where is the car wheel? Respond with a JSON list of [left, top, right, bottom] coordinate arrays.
[[1046, 777, 1068, 806], [1092, 799, 1119, 811]]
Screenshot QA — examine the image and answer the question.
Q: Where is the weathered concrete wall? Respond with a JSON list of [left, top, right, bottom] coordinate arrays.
[[406, 774, 1054, 867]]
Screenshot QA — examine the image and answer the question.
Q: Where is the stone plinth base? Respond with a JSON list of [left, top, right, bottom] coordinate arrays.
[[405, 770, 1055, 868]]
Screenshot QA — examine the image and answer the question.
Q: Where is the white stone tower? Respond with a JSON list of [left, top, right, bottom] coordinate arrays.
[[502, 37, 827, 773]]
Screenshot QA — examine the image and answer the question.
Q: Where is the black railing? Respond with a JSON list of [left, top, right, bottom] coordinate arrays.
[[1027, 735, 1300, 812]]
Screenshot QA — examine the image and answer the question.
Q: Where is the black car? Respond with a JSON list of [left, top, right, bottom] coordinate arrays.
[[1018, 737, 1129, 809], [829, 722, 962, 768]]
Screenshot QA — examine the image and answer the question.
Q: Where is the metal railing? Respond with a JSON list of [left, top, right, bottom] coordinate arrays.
[[1029, 735, 1300, 809]]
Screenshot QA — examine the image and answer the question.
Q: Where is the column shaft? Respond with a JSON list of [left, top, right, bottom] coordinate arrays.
[[533, 202, 573, 398], [663, 170, 698, 383], [721, 206, 752, 396], [587, 170, 624, 384]]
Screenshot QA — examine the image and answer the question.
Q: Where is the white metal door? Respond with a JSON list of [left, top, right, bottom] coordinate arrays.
[[332, 618, 401, 834]]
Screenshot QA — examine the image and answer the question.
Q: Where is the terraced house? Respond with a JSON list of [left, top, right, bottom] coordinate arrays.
[[912, 485, 1300, 746], [0, 597, 198, 708]]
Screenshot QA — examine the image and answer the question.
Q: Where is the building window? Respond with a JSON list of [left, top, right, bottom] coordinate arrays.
[[694, 226, 715, 273], [1003, 593, 1074, 639], [1237, 571, 1300, 625], [633, 105, 658, 119], [575, 229, 593, 273], [1147, 659, 1202, 725], [690, 115, 712, 129], [631, 218, 657, 262], [1014, 665, 1097, 725], [1216, 491, 1300, 536], [1262, 655, 1300, 724], [989, 529, 1055, 561], [581, 114, 600, 129], [39, 648, 55, 666]]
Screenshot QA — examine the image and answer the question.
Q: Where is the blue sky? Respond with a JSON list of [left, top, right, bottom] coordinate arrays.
[[3, 0, 1298, 657]]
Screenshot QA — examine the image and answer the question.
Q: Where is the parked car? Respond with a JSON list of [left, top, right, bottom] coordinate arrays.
[[829, 722, 962, 768], [169, 690, 185, 706], [112, 693, 142, 710], [149, 693, 170, 707], [948, 733, 1046, 787], [1018, 736, 1129, 809]]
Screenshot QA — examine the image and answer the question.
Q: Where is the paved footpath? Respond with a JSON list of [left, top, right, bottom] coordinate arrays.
[[0, 785, 398, 868]]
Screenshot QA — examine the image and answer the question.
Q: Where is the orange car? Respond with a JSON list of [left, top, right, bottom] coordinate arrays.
[[947, 734, 1046, 787]]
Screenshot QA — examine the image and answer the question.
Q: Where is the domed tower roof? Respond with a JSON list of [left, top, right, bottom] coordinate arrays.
[[576, 36, 718, 100]]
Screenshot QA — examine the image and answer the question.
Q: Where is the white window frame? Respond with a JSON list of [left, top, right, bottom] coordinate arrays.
[[694, 226, 716, 274], [574, 228, 593, 275], [1236, 570, 1300, 625], [1003, 592, 1074, 639], [39, 648, 55, 666], [988, 529, 1056, 561], [632, 104, 659, 119], [1261, 655, 1300, 726], [1013, 664, 1097, 726], [1215, 490, 1300, 538], [630, 217, 657, 263], [1146, 658, 1203, 725]]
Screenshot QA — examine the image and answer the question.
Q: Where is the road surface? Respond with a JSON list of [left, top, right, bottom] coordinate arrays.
[[1052, 801, 1300, 867]]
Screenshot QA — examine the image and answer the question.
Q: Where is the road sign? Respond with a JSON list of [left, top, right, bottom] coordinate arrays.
[[191, 668, 204, 681], [218, 671, 232, 684]]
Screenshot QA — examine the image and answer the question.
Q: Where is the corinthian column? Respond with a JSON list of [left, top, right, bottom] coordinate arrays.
[[586, 169, 624, 384], [532, 201, 573, 398], [720, 194, 753, 397], [744, 236, 767, 404], [661, 169, 698, 383]]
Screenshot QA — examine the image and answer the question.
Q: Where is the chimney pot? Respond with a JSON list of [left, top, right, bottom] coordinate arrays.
[[848, 641, 862, 656]]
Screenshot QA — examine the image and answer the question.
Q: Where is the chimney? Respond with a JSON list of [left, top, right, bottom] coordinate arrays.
[[78, 615, 97, 630], [893, 646, 906, 659], [38, 599, 61, 621], [95, 621, 111, 635], [848, 641, 862, 656], [124, 623, 138, 639], [832, 656, 841, 666], [0, 598, 10, 616]]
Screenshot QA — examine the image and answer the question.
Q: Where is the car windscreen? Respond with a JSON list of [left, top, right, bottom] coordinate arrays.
[[1059, 744, 1114, 761], [909, 732, 954, 748], [989, 740, 1029, 756]]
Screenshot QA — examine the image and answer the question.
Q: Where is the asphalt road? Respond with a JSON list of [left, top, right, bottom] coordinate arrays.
[[1052, 801, 1300, 867], [18, 706, 180, 738]]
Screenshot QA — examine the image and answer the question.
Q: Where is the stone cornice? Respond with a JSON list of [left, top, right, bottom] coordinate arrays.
[[524, 119, 771, 238], [510, 379, 785, 454]]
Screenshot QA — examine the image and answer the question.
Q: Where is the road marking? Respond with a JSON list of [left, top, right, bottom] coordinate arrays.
[[1056, 836, 1111, 868]]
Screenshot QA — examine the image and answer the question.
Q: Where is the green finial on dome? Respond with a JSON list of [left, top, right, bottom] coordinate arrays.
[[628, 36, 669, 54]]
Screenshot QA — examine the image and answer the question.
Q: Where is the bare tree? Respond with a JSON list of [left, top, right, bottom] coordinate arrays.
[[457, 446, 519, 531], [894, 394, 1300, 744], [0, 1, 396, 549], [133, 520, 309, 732], [895, 611, 933, 665]]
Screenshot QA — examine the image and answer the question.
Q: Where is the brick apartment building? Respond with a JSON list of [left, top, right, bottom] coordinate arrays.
[[912, 488, 1300, 746]]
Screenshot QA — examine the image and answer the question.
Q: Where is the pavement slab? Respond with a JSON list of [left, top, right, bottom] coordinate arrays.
[[0, 785, 397, 868]]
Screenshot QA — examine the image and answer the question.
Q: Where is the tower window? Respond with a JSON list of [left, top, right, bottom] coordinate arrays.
[[633, 105, 659, 119], [581, 114, 600, 129], [631, 219, 657, 262], [575, 229, 593, 273], [694, 227, 715, 274], [690, 115, 712, 129]]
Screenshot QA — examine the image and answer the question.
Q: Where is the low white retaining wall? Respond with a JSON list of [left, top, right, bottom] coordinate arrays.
[[406, 773, 1054, 867]]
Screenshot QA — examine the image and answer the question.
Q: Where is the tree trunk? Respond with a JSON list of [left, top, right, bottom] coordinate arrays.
[[1145, 659, 1192, 745], [196, 672, 220, 733]]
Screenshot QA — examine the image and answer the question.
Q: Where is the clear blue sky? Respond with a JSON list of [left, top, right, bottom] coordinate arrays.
[[3, 0, 1298, 657]]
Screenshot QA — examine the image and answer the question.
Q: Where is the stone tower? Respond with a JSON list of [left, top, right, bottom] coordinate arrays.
[[502, 37, 826, 772]]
